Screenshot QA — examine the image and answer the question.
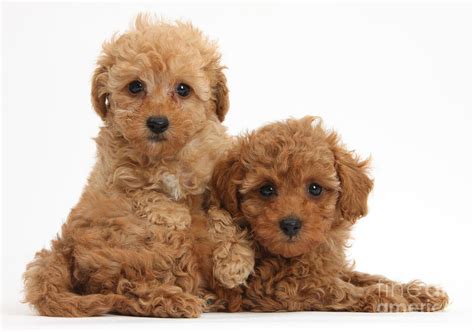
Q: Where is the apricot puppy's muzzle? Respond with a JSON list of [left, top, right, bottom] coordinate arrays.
[[279, 217, 302, 237], [147, 116, 169, 134]]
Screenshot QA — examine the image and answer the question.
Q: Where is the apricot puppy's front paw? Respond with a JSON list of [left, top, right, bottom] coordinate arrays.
[[213, 241, 254, 289], [132, 191, 192, 230]]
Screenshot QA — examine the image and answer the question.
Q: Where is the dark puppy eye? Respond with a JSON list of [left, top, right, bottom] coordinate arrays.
[[259, 184, 277, 197], [176, 83, 191, 97], [308, 183, 323, 196], [128, 80, 144, 94]]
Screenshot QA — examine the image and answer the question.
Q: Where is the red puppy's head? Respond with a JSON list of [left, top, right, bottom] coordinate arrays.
[[212, 117, 373, 257]]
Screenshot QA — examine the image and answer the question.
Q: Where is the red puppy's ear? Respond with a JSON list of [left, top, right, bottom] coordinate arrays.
[[91, 65, 109, 120], [211, 144, 244, 217], [327, 132, 374, 223]]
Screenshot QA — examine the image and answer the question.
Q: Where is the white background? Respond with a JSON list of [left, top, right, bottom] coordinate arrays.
[[1, 1, 472, 331]]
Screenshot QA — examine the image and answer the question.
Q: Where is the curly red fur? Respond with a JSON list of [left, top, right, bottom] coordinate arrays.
[[23, 15, 254, 318], [211, 116, 448, 312]]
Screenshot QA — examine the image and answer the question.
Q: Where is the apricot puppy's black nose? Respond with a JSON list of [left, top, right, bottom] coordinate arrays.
[[147, 116, 169, 134], [279, 218, 301, 237]]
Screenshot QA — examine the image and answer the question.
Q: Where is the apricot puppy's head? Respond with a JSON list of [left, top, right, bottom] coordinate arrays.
[[91, 15, 229, 157], [212, 117, 373, 258]]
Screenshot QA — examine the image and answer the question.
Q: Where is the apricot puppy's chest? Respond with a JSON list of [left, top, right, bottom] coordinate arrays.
[[161, 172, 183, 200]]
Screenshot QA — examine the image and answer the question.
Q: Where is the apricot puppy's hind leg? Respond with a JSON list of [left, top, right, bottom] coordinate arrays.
[[208, 207, 254, 288], [23, 249, 118, 317], [114, 280, 205, 318]]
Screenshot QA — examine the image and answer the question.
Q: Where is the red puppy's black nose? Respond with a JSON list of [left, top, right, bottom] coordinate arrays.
[[147, 116, 169, 134], [279, 218, 301, 237]]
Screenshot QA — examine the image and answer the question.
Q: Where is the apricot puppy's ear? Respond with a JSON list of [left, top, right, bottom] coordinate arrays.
[[91, 65, 109, 120], [212, 67, 229, 122], [211, 146, 244, 217], [328, 133, 374, 223]]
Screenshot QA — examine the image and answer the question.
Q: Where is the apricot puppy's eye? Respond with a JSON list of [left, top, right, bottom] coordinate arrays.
[[259, 184, 277, 197], [176, 83, 191, 97], [128, 80, 144, 94], [308, 183, 323, 196]]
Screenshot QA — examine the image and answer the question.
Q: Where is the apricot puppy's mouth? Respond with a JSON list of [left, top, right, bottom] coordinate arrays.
[[148, 134, 167, 142]]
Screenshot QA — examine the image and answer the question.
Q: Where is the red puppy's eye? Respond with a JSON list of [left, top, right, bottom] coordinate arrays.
[[259, 184, 277, 197], [308, 183, 323, 196]]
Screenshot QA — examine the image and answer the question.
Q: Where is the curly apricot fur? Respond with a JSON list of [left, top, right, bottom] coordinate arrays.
[[23, 15, 254, 318]]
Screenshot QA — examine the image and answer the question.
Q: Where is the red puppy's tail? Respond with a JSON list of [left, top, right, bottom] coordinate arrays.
[[23, 249, 118, 317]]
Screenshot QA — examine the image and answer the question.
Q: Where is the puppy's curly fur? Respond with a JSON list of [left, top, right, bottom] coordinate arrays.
[[211, 117, 448, 312], [23, 16, 254, 318]]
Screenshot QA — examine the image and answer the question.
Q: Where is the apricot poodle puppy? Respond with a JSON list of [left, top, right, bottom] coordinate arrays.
[[23, 16, 254, 318], [211, 117, 448, 312]]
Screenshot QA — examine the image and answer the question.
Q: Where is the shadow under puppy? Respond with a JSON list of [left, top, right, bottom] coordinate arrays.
[[212, 116, 448, 312], [23, 16, 253, 318]]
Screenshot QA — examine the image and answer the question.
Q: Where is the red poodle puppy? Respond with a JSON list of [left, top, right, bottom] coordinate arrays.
[[211, 116, 448, 312]]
